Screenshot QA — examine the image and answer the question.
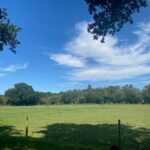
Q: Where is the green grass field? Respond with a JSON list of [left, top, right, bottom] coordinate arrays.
[[0, 104, 150, 150]]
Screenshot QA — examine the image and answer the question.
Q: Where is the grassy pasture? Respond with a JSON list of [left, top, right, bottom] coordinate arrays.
[[0, 104, 150, 150]]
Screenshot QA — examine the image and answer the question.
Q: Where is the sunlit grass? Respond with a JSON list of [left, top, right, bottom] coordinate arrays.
[[0, 104, 149, 137], [0, 104, 150, 150]]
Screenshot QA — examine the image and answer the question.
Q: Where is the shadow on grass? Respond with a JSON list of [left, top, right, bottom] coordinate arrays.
[[0, 124, 150, 150], [0, 125, 78, 150]]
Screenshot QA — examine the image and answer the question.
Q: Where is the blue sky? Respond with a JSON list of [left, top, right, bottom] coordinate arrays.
[[0, 0, 150, 94]]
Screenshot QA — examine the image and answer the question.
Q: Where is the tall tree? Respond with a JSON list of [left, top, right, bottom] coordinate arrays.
[[143, 84, 150, 103], [5, 83, 39, 105], [85, 84, 94, 103], [122, 85, 142, 103]]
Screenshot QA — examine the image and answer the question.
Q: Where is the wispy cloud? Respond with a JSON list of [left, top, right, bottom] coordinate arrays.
[[50, 21, 150, 81], [56, 81, 82, 88], [50, 54, 85, 68], [0, 63, 28, 77]]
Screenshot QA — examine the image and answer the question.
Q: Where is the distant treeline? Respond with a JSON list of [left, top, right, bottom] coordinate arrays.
[[0, 83, 150, 105]]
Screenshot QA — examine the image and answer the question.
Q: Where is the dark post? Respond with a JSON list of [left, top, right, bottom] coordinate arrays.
[[118, 119, 121, 150], [25, 116, 29, 137]]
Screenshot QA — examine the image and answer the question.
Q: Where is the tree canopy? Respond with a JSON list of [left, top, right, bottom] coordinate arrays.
[[1, 82, 150, 106], [5, 83, 39, 105], [84, 0, 147, 42], [0, 8, 21, 53]]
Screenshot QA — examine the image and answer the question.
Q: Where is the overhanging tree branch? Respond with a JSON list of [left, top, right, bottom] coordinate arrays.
[[85, 0, 147, 42], [0, 8, 21, 53]]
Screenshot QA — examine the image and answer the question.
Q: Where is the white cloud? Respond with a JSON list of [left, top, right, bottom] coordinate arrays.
[[0, 63, 28, 77], [50, 54, 85, 68], [56, 81, 82, 88], [0, 63, 28, 72], [51, 21, 150, 81], [70, 65, 150, 81]]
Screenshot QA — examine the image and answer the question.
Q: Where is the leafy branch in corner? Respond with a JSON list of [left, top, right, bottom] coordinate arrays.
[[0, 8, 21, 53], [85, 0, 147, 42]]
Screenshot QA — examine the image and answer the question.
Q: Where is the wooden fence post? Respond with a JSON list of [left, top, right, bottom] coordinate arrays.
[[25, 116, 29, 137], [118, 119, 121, 150]]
